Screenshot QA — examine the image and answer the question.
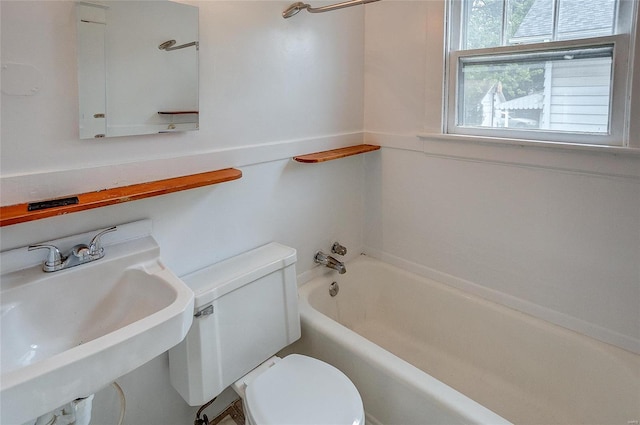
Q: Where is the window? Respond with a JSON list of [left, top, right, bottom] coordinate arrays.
[[446, 0, 636, 146]]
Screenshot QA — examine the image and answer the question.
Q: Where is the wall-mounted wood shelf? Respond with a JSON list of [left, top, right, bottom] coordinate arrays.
[[0, 168, 242, 227], [293, 144, 380, 163]]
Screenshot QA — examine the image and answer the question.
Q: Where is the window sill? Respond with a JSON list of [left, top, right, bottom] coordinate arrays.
[[417, 133, 640, 156], [415, 133, 640, 180], [364, 132, 640, 180]]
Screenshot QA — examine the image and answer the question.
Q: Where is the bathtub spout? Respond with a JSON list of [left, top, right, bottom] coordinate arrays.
[[314, 251, 346, 274]]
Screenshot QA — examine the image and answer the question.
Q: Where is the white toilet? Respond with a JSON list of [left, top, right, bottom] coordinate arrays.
[[168, 243, 364, 425]]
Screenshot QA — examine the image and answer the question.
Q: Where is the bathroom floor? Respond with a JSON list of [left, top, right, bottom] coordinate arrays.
[[210, 399, 245, 425]]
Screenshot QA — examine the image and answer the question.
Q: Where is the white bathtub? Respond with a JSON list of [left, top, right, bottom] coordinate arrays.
[[295, 255, 640, 425]]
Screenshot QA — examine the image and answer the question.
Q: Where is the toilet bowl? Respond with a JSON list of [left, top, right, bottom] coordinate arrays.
[[168, 243, 364, 425], [233, 355, 364, 425]]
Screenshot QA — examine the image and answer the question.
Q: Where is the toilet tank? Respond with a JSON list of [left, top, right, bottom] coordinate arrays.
[[168, 243, 300, 406]]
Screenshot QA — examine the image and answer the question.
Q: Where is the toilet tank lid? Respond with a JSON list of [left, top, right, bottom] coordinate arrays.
[[180, 243, 297, 308]]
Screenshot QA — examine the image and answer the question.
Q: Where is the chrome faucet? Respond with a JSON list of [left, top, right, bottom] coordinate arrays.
[[314, 251, 346, 274], [28, 226, 117, 272]]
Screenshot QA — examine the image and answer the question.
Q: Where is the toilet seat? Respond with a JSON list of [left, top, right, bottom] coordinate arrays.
[[245, 354, 364, 425]]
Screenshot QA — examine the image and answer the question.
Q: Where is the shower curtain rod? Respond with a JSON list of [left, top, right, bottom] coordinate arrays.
[[282, 0, 381, 19]]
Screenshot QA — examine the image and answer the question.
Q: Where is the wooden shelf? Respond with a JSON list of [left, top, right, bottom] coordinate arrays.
[[293, 144, 380, 163], [0, 168, 242, 227]]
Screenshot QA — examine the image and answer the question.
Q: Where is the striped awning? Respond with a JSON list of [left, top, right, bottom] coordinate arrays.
[[496, 92, 544, 110]]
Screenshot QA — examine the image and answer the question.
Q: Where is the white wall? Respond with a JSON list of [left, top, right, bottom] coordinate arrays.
[[1, 0, 364, 182], [363, 0, 640, 354], [1, 1, 366, 423]]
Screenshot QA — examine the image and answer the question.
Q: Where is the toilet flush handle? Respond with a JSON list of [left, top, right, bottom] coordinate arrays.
[[194, 305, 214, 318]]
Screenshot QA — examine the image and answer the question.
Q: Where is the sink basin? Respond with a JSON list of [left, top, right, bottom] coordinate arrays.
[[1, 224, 194, 424]]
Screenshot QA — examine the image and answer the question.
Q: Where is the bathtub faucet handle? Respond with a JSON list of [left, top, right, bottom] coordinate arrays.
[[331, 242, 347, 256]]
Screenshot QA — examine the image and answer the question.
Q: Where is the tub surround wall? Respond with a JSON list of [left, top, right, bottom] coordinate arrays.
[[1, 1, 366, 423], [363, 0, 640, 354]]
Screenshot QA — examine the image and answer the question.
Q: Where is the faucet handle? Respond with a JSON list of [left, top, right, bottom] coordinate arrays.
[[314, 250, 328, 265], [28, 244, 65, 271], [331, 242, 347, 256], [88, 226, 117, 257]]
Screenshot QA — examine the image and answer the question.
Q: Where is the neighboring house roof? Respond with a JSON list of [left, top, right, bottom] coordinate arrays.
[[496, 92, 544, 110], [511, 0, 615, 43]]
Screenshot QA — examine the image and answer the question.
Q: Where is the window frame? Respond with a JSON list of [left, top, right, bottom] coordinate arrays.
[[444, 0, 637, 147]]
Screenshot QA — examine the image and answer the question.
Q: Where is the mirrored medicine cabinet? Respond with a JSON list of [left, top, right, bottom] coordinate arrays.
[[77, 0, 199, 139]]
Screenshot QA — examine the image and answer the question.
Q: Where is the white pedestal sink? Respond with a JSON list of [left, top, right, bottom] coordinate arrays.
[[1, 220, 194, 424]]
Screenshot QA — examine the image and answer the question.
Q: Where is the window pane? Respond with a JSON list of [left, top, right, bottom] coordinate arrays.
[[464, 0, 504, 49], [467, 0, 619, 47], [557, 0, 616, 40], [508, 0, 552, 44], [458, 47, 613, 134]]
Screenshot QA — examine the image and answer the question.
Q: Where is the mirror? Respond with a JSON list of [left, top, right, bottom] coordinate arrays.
[[77, 1, 199, 139]]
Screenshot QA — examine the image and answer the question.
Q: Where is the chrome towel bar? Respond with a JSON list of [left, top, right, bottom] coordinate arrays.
[[282, 0, 381, 19], [158, 40, 199, 51]]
